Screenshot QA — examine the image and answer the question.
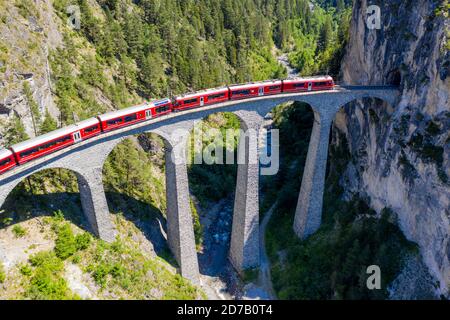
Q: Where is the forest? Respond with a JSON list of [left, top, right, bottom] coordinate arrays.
[[3, 0, 350, 138]]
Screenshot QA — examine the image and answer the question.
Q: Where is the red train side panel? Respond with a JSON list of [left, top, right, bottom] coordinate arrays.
[[98, 103, 151, 132], [76, 118, 102, 140], [11, 130, 75, 165], [150, 98, 172, 117], [0, 149, 16, 174], [173, 88, 229, 111], [10, 118, 102, 165], [263, 81, 283, 95], [311, 77, 334, 90], [282, 76, 334, 93], [282, 79, 308, 92], [229, 80, 282, 100]]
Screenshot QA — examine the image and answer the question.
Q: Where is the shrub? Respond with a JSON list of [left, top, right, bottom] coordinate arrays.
[[15, 0, 39, 19], [0, 263, 5, 283], [90, 263, 110, 288], [12, 225, 27, 238], [19, 263, 33, 276], [52, 210, 65, 222], [26, 251, 75, 300], [75, 233, 92, 251], [54, 224, 77, 260], [426, 121, 441, 135], [242, 268, 259, 283]]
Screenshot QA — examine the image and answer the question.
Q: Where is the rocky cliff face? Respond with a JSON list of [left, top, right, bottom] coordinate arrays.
[[0, 0, 62, 141], [335, 0, 449, 297]]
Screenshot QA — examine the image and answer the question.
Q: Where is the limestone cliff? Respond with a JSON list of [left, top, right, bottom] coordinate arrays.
[[0, 0, 63, 140], [335, 0, 449, 297]]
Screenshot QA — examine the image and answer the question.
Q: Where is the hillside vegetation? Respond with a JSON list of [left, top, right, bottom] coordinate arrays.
[[261, 103, 419, 300]]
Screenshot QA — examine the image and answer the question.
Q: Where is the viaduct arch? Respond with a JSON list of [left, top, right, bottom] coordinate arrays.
[[0, 87, 400, 284]]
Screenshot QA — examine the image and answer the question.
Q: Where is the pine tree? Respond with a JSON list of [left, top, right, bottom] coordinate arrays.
[[318, 16, 333, 52], [337, 0, 345, 13], [40, 110, 58, 134], [4, 115, 29, 145], [23, 82, 40, 136]]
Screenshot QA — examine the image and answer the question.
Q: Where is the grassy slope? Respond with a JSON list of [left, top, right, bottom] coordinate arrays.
[[0, 206, 202, 300]]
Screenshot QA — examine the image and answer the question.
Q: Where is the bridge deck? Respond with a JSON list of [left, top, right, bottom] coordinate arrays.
[[0, 86, 399, 182]]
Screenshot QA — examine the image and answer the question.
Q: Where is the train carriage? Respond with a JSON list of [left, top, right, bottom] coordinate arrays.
[[229, 80, 283, 100], [283, 76, 334, 93], [10, 118, 102, 165], [98, 103, 151, 132], [150, 98, 172, 117], [98, 100, 172, 132], [11, 126, 77, 165], [173, 87, 229, 111], [75, 117, 102, 141], [0, 149, 16, 174]]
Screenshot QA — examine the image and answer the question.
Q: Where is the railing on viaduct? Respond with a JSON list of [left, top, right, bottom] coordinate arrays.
[[0, 86, 400, 284]]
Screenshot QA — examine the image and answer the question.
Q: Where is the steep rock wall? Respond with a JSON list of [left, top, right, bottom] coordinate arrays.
[[0, 0, 63, 141], [335, 0, 449, 296]]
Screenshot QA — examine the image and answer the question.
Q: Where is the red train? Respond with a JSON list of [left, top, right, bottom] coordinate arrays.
[[0, 76, 334, 175]]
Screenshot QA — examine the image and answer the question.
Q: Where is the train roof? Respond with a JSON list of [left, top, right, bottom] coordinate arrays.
[[11, 125, 78, 152], [175, 86, 229, 99], [97, 103, 150, 121], [75, 117, 100, 128], [284, 76, 333, 83], [150, 98, 171, 107], [228, 80, 282, 90], [0, 148, 13, 159], [10, 117, 100, 152]]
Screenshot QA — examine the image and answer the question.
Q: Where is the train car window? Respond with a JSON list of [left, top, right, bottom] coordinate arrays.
[[84, 125, 99, 133], [60, 136, 70, 143], [208, 93, 225, 99], [315, 82, 328, 86], [293, 83, 305, 88], [124, 114, 137, 122], [269, 86, 281, 90], [21, 148, 38, 158], [20, 135, 73, 158], [107, 118, 122, 126], [232, 90, 251, 95], [156, 106, 169, 113], [54, 135, 72, 145], [184, 98, 198, 104], [0, 158, 11, 166]]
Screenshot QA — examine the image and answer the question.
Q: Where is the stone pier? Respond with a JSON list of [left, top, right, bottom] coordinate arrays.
[[76, 169, 117, 243], [229, 110, 263, 272], [293, 106, 335, 239], [164, 138, 200, 284]]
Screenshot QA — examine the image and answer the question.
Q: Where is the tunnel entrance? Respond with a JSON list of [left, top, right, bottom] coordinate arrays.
[[387, 68, 402, 86]]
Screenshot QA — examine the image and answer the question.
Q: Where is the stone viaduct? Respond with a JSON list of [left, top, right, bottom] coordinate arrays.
[[0, 86, 399, 284]]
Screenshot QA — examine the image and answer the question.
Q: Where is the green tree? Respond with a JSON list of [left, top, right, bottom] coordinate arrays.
[[337, 0, 346, 13], [23, 82, 40, 136], [4, 115, 29, 145], [318, 16, 333, 53], [40, 110, 58, 134]]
